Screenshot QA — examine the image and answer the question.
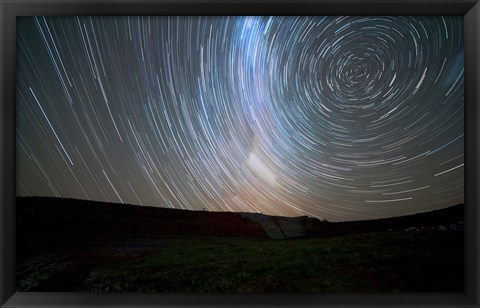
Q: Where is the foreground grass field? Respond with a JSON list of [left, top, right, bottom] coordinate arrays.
[[17, 229, 463, 292]]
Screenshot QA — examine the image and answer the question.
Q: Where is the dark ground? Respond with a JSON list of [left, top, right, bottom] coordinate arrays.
[[16, 197, 464, 292]]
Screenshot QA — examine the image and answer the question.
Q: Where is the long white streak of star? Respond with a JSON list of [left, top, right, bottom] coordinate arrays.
[[434, 163, 464, 177], [29, 87, 74, 165]]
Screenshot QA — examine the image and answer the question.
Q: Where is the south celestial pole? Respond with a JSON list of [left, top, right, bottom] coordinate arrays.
[[16, 16, 464, 221]]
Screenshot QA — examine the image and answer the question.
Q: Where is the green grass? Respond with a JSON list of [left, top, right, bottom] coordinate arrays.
[[72, 230, 463, 293], [16, 253, 70, 291]]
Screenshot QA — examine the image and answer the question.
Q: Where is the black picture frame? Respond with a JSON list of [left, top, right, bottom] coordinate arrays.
[[1, 0, 479, 307]]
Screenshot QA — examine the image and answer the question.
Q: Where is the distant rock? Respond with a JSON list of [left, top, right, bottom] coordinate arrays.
[[240, 213, 329, 239]]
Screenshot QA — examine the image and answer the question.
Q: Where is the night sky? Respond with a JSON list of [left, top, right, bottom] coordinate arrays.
[[16, 16, 464, 222]]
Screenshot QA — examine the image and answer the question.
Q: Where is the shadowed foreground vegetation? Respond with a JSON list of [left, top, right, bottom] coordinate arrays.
[[16, 197, 464, 292], [17, 230, 463, 292]]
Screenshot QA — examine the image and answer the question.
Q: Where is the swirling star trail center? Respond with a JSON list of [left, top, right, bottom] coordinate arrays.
[[16, 16, 464, 221]]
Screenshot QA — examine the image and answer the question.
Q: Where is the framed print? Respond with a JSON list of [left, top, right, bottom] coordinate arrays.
[[1, 0, 479, 307]]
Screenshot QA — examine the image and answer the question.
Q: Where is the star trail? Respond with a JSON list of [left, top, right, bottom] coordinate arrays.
[[16, 16, 464, 221]]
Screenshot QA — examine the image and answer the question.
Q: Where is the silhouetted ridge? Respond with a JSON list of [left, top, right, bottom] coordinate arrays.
[[334, 203, 464, 235], [16, 196, 269, 258], [17, 196, 464, 258]]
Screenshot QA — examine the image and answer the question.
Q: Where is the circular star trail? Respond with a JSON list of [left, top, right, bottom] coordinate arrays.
[[16, 16, 464, 221]]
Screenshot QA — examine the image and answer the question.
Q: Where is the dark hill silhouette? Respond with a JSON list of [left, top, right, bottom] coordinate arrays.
[[16, 196, 269, 258], [242, 203, 463, 239], [16, 196, 464, 258], [334, 203, 464, 235]]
